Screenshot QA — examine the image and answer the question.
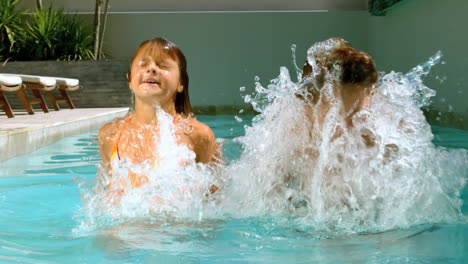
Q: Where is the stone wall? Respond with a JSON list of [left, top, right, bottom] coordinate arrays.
[[1, 60, 131, 109]]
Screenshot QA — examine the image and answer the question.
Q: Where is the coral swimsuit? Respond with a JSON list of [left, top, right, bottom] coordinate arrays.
[[110, 117, 132, 169]]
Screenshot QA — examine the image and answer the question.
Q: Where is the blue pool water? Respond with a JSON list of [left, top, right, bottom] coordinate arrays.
[[0, 115, 467, 263]]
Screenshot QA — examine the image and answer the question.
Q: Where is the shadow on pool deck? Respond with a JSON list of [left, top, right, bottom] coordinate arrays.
[[0, 108, 128, 161]]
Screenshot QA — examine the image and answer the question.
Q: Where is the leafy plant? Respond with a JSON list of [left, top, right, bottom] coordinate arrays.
[[24, 5, 65, 60], [24, 5, 93, 60], [0, 0, 25, 61], [1, 2, 96, 61], [368, 0, 405, 16], [56, 14, 94, 60]]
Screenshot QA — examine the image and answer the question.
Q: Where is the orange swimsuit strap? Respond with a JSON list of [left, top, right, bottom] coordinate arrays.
[[111, 117, 133, 161]]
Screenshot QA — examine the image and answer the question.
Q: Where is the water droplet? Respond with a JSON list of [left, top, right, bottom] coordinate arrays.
[[291, 44, 297, 51]]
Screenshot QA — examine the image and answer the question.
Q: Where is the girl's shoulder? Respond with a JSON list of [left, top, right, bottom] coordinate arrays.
[[187, 118, 213, 137], [184, 116, 218, 163], [185, 117, 215, 144], [98, 114, 131, 144]]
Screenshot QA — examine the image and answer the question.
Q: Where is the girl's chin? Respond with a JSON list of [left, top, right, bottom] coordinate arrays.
[[133, 87, 164, 97], [136, 83, 163, 93], [134, 93, 174, 105]]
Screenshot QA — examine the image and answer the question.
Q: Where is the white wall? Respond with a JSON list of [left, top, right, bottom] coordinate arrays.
[[368, 0, 468, 114]]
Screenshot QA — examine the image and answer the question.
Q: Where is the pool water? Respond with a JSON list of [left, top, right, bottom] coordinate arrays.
[[0, 115, 467, 264]]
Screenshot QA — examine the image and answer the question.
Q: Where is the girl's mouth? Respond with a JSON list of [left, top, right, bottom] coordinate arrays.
[[143, 79, 160, 85]]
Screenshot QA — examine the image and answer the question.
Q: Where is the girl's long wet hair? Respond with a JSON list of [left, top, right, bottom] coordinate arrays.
[[128, 37, 192, 115]]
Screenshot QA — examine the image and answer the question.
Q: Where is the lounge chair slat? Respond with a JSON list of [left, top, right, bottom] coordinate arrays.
[[0, 74, 22, 87]]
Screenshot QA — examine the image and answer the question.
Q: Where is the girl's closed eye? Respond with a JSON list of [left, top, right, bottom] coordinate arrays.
[[137, 60, 150, 69], [156, 59, 172, 69], [157, 63, 169, 69]]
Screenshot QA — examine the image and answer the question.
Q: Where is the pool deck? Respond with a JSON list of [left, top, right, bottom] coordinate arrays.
[[0, 108, 128, 161]]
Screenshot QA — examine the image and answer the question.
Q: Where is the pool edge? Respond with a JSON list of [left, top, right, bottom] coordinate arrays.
[[0, 108, 128, 161]]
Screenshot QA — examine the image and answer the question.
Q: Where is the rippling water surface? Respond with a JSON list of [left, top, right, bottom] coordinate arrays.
[[0, 115, 466, 263]]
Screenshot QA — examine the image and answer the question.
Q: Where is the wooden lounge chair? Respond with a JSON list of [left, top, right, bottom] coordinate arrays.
[[0, 74, 23, 118], [14, 74, 57, 114], [3, 74, 80, 111], [1, 73, 81, 113], [45, 77, 80, 110]]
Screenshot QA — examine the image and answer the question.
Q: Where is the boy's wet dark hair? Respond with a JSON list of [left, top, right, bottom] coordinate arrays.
[[302, 38, 378, 88]]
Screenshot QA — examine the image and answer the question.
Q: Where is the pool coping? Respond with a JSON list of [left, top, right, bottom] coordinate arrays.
[[0, 108, 128, 161]]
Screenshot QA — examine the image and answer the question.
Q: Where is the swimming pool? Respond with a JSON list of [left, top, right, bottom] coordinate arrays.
[[0, 114, 466, 263]]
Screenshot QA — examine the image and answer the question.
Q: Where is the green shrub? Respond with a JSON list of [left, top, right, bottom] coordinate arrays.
[[1, 1, 94, 61], [24, 5, 93, 61], [58, 14, 94, 61], [0, 0, 25, 61], [24, 5, 65, 60]]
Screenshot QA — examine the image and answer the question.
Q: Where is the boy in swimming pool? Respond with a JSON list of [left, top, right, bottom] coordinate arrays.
[[280, 38, 399, 210], [301, 37, 378, 141], [98, 38, 220, 192]]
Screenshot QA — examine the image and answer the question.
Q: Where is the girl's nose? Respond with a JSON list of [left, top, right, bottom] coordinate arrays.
[[147, 63, 158, 74]]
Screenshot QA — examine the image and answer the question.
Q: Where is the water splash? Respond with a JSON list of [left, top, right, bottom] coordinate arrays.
[[75, 107, 223, 232], [291, 44, 302, 82], [77, 42, 467, 236], [224, 41, 467, 233]]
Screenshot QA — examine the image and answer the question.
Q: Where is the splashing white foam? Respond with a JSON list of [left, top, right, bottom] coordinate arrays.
[[77, 42, 467, 235], [75, 107, 223, 232], [223, 42, 467, 233]]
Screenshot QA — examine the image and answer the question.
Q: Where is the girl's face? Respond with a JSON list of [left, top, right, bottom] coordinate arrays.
[[129, 46, 183, 105]]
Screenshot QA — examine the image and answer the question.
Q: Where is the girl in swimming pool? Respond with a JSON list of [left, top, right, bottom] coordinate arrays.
[[97, 38, 220, 192]]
